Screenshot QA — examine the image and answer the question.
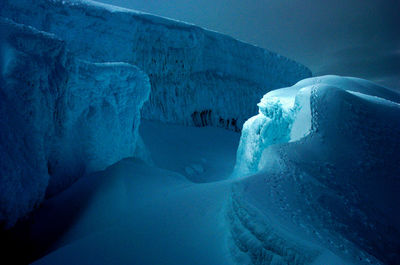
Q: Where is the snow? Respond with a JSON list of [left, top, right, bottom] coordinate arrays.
[[0, 18, 150, 226], [46, 60, 150, 196], [234, 75, 400, 177], [3, 76, 398, 264], [1, 1, 399, 264], [9, 121, 241, 265], [22, 119, 355, 265], [0, 0, 311, 130], [140, 120, 240, 183], [231, 75, 400, 264]]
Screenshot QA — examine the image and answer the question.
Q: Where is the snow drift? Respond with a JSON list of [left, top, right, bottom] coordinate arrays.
[[231, 76, 400, 264], [0, 0, 311, 131], [0, 18, 150, 227]]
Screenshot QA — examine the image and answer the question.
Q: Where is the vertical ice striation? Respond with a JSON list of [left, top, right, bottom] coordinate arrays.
[[0, 0, 311, 130], [0, 18, 150, 226], [46, 61, 150, 196], [0, 18, 67, 227]]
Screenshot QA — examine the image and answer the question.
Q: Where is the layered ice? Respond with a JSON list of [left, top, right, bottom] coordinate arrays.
[[0, 0, 311, 131], [231, 75, 400, 264], [0, 18, 150, 226]]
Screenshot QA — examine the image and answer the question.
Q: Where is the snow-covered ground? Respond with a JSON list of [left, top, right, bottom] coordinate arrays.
[[141, 120, 240, 183], [8, 121, 239, 264]]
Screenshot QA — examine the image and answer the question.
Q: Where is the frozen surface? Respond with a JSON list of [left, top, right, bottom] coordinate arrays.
[[140, 120, 240, 183], [0, 18, 150, 226], [2, 121, 347, 265], [31, 159, 234, 265], [234, 75, 400, 177], [2, 1, 398, 263], [232, 75, 400, 264], [6, 121, 241, 264], [1, 0, 311, 130]]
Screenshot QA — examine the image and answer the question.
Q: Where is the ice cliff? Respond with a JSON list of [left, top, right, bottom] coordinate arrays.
[[0, 18, 150, 227], [231, 76, 400, 264], [0, 0, 311, 131]]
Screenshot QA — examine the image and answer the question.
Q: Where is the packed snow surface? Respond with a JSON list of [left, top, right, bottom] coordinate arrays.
[[0, 18, 150, 226], [7, 121, 241, 265], [8, 121, 351, 265], [232, 75, 400, 264], [1, 0, 311, 130]]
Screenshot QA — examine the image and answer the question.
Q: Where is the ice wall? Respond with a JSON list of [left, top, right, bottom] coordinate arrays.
[[0, 0, 311, 131], [231, 75, 400, 264], [0, 18, 150, 227]]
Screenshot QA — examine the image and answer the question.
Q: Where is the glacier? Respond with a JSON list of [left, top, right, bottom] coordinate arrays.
[[231, 75, 400, 264], [0, 0, 311, 131], [1, 0, 399, 264], [0, 17, 150, 226]]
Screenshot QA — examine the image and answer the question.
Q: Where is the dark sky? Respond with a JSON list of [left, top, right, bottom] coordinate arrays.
[[95, 0, 400, 89]]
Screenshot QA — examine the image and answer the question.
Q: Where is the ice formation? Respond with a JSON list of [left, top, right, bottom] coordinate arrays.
[[3, 0, 398, 263], [0, 18, 150, 226], [231, 75, 400, 264], [234, 75, 400, 177], [0, 0, 311, 131]]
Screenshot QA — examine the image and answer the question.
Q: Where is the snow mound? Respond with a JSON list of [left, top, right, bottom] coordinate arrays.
[[4, 121, 240, 264], [231, 75, 400, 264], [0, 0, 311, 131], [234, 75, 400, 177], [0, 18, 150, 227]]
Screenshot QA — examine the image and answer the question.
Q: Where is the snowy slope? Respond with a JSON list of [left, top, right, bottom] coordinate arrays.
[[0, 0, 311, 131], [4, 121, 349, 265], [140, 120, 241, 183], [0, 18, 150, 226], [231, 76, 400, 264], [4, 121, 241, 265], [31, 160, 234, 265]]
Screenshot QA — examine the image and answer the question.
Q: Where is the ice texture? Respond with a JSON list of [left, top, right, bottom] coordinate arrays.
[[231, 75, 400, 264], [234, 75, 400, 177], [0, 0, 311, 131], [0, 18, 150, 227]]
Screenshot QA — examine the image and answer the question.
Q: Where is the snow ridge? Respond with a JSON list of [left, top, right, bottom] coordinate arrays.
[[232, 75, 400, 264]]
